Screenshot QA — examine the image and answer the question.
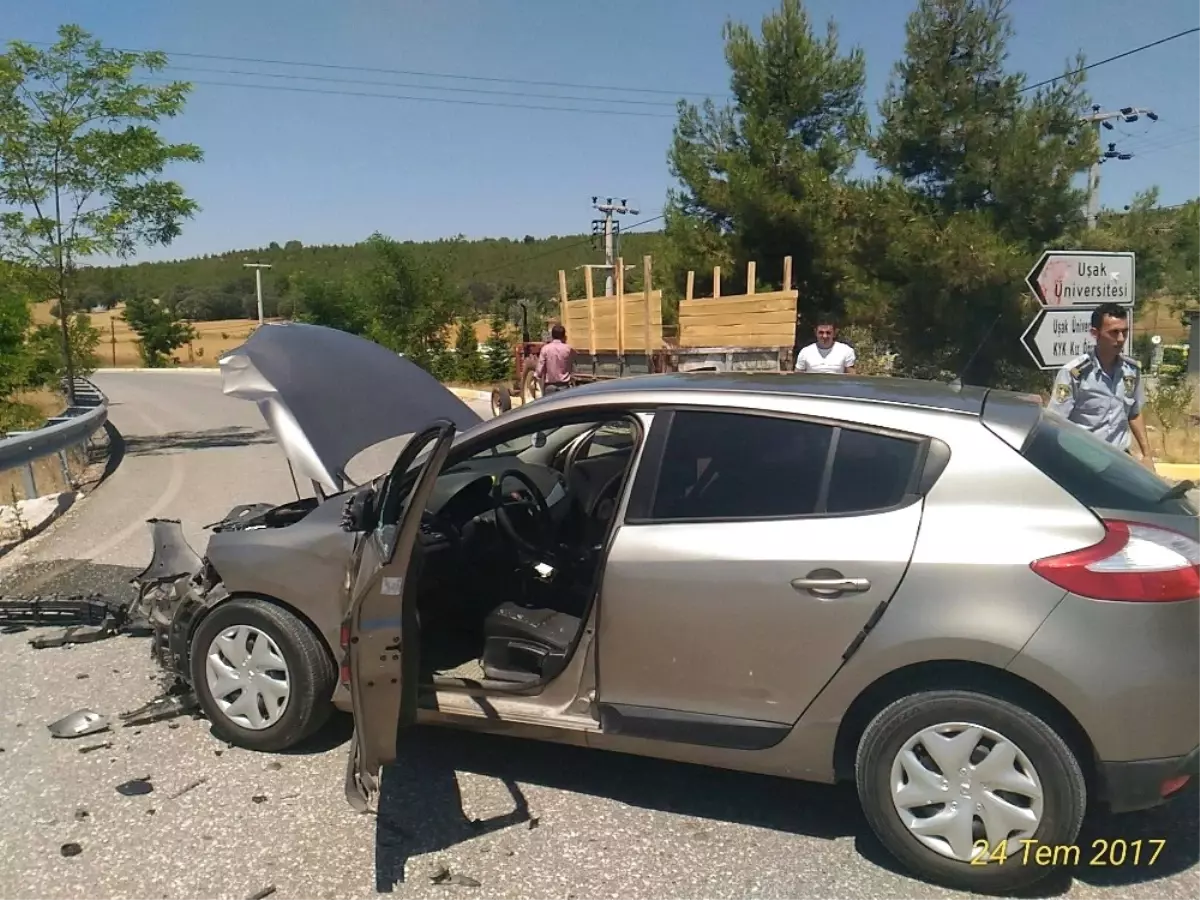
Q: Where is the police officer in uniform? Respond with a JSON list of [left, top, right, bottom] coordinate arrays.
[[1046, 302, 1155, 470]]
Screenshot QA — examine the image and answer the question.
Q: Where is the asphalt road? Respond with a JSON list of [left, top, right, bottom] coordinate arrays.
[[0, 371, 1196, 900]]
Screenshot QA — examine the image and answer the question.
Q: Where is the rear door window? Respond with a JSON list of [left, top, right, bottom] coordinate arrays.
[[642, 409, 923, 521], [1022, 413, 1196, 516]]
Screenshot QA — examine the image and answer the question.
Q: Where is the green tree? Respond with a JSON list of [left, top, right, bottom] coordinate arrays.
[[484, 303, 514, 382], [0, 24, 203, 399], [866, 0, 1094, 384], [122, 295, 195, 367], [357, 233, 466, 373], [452, 317, 487, 383], [292, 274, 368, 334], [0, 263, 32, 398], [23, 312, 101, 385], [663, 0, 869, 329]]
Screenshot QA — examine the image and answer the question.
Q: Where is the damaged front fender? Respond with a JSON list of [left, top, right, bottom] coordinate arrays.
[[132, 518, 227, 681]]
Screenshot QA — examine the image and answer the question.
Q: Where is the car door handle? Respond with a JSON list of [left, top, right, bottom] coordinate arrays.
[[790, 576, 871, 596]]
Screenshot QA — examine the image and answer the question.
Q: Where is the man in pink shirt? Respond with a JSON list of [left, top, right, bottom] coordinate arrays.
[[535, 324, 574, 394]]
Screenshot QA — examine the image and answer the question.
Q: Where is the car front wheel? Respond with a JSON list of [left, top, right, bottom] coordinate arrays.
[[189, 597, 337, 752], [855, 689, 1087, 894]]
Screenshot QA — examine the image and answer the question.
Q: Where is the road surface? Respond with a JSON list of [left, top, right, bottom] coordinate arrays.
[[0, 371, 1195, 899]]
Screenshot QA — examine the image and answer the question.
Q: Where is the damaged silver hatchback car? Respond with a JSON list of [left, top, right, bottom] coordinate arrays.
[[136, 322, 1198, 894]]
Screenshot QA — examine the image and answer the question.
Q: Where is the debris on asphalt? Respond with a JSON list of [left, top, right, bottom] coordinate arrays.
[[119, 688, 198, 727], [115, 778, 154, 796], [0, 592, 150, 648], [214, 750, 224, 757], [73, 809, 89, 821], [59, 842, 83, 858], [146, 809, 156, 816], [428, 864, 481, 888], [251, 795, 268, 804], [75, 673, 88, 680], [168, 722, 180, 729], [168, 776, 208, 800], [245, 885, 277, 900], [527, 816, 540, 830], [266, 761, 282, 771], [47, 708, 110, 739]]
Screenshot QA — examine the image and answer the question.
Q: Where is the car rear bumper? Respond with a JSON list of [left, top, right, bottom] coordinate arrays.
[[1099, 746, 1199, 813]]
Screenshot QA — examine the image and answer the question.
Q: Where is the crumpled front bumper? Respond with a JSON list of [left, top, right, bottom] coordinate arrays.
[[131, 518, 223, 681]]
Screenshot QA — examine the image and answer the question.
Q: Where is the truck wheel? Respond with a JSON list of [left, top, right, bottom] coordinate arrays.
[[491, 384, 512, 417], [521, 369, 542, 404], [190, 597, 336, 752], [855, 689, 1086, 893]]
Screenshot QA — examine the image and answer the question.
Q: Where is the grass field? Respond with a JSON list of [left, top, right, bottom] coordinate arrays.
[[32, 301, 278, 367]]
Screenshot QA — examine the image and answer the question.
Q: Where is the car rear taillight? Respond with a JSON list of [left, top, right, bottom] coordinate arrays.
[[1031, 520, 1200, 602]]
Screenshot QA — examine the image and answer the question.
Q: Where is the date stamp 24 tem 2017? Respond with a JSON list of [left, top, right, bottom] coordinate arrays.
[[971, 838, 1167, 867]]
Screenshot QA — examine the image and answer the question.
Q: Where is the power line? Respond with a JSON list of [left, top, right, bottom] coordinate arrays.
[[1020, 26, 1199, 93], [141, 77, 677, 119], [164, 65, 680, 108], [23, 39, 723, 100]]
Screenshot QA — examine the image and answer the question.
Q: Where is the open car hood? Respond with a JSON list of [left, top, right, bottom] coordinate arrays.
[[219, 322, 483, 494]]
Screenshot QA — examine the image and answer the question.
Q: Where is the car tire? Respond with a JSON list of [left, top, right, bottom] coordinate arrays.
[[189, 598, 337, 753], [855, 689, 1087, 894]]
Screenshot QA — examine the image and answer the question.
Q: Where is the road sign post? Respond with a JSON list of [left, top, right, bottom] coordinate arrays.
[[1021, 250, 1135, 371]]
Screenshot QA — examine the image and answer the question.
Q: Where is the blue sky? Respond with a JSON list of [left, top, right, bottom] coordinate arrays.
[[4, 0, 1198, 262]]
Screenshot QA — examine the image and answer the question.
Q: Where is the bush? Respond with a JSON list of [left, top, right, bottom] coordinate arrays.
[[1146, 377, 1197, 454]]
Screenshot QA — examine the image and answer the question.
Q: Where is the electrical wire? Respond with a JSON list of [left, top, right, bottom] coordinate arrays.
[[21, 39, 725, 100], [1020, 26, 1199, 93], [163, 64, 680, 108], [139, 76, 677, 118]]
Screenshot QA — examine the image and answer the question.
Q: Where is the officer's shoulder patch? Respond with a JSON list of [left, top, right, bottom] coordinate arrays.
[[1064, 354, 1090, 379], [1054, 383, 1072, 402]]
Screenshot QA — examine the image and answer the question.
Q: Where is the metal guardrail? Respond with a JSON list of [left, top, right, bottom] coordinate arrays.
[[0, 377, 108, 499]]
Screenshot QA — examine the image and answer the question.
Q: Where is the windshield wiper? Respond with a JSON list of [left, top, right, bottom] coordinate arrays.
[[1158, 479, 1196, 503]]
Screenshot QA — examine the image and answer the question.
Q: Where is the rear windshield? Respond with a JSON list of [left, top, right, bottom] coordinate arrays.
[[1022, 413, 1196, 517]]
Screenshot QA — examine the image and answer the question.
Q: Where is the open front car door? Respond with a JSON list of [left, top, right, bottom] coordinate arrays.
[[342, 420, 457, 812]]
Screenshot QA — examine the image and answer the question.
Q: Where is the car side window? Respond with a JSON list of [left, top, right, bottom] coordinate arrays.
[[650, 410, 834, 519], [645, 410, 922, 521], [825, 428, 921, 513]]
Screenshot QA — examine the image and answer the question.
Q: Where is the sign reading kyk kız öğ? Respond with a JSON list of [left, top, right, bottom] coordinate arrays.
[[1025, 251, 1136, 308], [1021, 308, 1101, 369]]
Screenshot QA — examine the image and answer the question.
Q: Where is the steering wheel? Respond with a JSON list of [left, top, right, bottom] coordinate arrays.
[[492, 468, 554, 557]]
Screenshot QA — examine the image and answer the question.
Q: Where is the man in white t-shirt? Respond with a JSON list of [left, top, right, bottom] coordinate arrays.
[[794, 318, 856, 374]]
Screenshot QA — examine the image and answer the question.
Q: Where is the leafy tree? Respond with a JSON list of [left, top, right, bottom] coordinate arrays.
[[292, 274, 368, 334], [663, 0, 869, 331], [866, 0, 1094, 384], [0, 25, 203, 399], [357, 233, 466, 371], [23, 312, 101, 386], [122, 294, 195, 367], [0, 263, 32, 398]]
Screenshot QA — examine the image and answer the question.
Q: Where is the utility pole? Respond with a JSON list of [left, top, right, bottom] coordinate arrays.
[[1080, 105, 1158, 229], [591, 196, 639, 295], [243, 263, 272, 324]]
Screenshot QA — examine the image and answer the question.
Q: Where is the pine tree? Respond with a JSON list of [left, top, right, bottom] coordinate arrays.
[[865, 0, 1095, 384]]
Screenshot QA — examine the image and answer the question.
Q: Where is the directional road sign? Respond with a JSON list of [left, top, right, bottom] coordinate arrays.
[[1026, 250, 1135, 308], [1021, 308, 1099, 369]]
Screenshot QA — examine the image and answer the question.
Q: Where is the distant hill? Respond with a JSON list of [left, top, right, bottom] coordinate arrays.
[[70, 231, 668, 321]]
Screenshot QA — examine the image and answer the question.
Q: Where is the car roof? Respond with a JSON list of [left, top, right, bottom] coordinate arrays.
[[558, 372, 993, 415]]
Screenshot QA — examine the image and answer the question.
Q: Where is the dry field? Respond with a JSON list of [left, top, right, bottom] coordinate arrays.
[[31, 301, 279, 368]]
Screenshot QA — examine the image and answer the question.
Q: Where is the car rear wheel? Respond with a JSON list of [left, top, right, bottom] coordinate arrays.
[[190, 598, 337, 752], [855, 690, 1087, 893]]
